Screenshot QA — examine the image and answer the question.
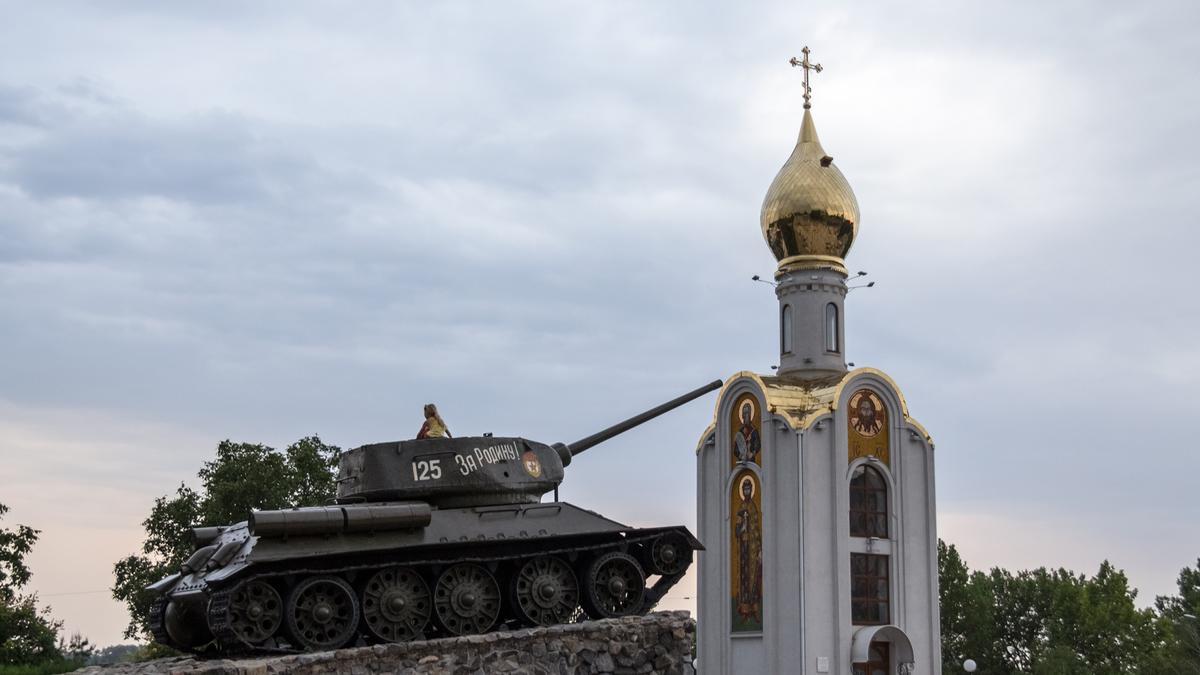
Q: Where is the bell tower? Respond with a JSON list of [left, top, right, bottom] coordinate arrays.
[[695, 48, 941, 675]]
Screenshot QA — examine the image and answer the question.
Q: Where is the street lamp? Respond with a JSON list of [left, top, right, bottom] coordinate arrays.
[[963, 659, 977, 672]]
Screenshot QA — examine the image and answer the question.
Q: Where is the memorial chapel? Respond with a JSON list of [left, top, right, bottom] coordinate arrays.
[[694, 51, 941, 675]]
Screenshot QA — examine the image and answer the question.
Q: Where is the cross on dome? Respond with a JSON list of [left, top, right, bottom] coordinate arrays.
[[789, 46, 823, 109]]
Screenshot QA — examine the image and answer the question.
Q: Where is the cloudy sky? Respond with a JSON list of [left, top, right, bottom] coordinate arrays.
[[2, 0, 1197, 647]]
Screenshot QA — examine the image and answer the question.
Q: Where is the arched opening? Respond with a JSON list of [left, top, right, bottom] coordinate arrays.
[[825, 302, 839, 352], [853, 642, 889, 675], [781, 304, 793, 354], [849, 465, 888, 538], [852, 625, 916, 674]]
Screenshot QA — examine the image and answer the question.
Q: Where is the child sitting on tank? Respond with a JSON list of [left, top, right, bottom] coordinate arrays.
[[416, 403, 451, 439]]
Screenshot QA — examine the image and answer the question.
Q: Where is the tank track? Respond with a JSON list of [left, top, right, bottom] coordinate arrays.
[[205, 587, 240, 653], [147, 597, 176, 649], [189, 528, 691, 655]]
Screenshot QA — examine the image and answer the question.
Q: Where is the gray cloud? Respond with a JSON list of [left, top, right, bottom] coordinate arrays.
[[9, 112, 316, 203], [1, 0, 1197, 646], [0, 84, 57, 127]]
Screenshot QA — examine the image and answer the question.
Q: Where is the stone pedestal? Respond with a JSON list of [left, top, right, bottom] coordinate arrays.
[[74, 611, 696, 675]]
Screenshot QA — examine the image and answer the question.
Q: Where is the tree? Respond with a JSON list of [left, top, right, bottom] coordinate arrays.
[[938, 541, 1169, 675], [111, 485, 201, 644], [0, 503, 38, 601], [59, 631, 95, 664], [0, 503, 69, 667], [0, 594, 62, 666], [1153, 559, 1200, 674], [111, 436, 340, 640], [1030, 645, 1089, 675], [939, 540, 974, 665], [88, 643, 139, 666]]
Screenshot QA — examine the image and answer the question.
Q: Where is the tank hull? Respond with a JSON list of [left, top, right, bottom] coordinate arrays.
[[151, 501, 701, 654]]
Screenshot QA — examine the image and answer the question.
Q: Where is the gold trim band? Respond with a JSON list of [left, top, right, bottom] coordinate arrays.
[[776, 255, 848, 277]]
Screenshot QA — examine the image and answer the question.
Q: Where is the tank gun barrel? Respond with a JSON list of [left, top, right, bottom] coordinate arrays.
[[560, 379, 723, 460]]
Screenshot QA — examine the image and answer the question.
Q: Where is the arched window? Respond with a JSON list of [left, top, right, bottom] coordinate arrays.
[[849, 465, 888, 538], [825, 302, 839, 353], [781, 304, 793, 353]]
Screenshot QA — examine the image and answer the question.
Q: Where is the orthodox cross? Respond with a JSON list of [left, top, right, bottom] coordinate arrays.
[[789, 46, 823, 109]]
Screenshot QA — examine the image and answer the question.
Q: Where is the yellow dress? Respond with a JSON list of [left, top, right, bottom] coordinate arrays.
[[422, 417, 447, 439]]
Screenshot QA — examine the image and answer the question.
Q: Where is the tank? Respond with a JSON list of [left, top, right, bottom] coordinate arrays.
[[146, 379, 721, 654]]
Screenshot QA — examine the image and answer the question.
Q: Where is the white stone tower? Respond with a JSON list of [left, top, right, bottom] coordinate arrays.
[[695, 50, 941, 675]]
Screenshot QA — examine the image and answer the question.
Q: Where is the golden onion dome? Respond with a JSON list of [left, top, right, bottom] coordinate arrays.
[[760, 108, 860, 275]]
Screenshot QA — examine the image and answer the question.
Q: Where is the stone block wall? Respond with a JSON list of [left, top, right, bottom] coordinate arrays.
[[75, 611, 695, 675]]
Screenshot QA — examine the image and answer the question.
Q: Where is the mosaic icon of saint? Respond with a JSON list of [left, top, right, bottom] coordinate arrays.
[[733, 401, 761, 464], [849, 391, 884, 438], [733, 474, 763, 629]]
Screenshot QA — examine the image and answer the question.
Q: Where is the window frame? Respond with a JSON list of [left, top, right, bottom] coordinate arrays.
[[825, 302, 840, 353], [781, 304, 793, 354], [849, 464, 889, 538], [850, 552, 891, 626]]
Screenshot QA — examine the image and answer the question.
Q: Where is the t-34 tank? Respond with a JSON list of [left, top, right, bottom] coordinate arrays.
[[147, 380, 721, 654]]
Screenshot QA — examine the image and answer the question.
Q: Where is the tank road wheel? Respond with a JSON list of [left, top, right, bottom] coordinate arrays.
[[510, 556, 580, 627], [361, 566, 431, 643], [433, 563, 501, 636], [285, 575, 360, 651], [225, 580, 283, 646], [163, 599, 212, 650], [582, 552, 646, 619], [649, 532, 693, 576]]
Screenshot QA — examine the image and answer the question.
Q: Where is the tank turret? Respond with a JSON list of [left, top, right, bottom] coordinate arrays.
[[147, 380, 721, 654], [335, 379, 723, 508]]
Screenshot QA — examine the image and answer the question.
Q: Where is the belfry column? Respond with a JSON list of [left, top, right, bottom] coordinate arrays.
[[775, 264, 847, 378]]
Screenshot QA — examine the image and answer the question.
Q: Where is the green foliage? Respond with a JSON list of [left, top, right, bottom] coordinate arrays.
[[127, 641, 181, 662], [197, 442, 291, 526], [0, 633, 90, 675], [285, 436, 344, 507], [0, 505, 39, 603], [0, 661, 86, 675], [938, 540, 1173, 675], [111, 435, 340, 640], [142, 485, 203, 567], [0, 504, 79, 670], [85, 643, 138, 665], [0, 595, 61, 666], [110, 485, 201, 639], [939, 542, 997, 670], [1151, 559, 1200, 674], [1030, 645, 1089, 675], [57, 633, 93, 665]]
